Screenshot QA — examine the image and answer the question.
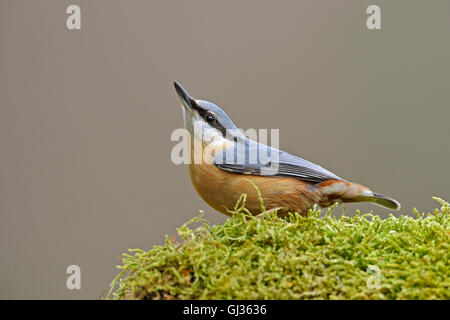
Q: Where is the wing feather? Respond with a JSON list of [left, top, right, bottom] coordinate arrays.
[[214, 138, 342, 184]]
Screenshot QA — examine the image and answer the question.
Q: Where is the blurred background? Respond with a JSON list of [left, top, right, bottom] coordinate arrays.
[[0, 0, 449, 299]]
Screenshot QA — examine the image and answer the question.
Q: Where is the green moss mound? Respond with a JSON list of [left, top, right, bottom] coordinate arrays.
[[107, 197, 449, 300]]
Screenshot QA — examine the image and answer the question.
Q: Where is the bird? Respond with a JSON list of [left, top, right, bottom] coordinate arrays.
[[173, 81, 400, 217]]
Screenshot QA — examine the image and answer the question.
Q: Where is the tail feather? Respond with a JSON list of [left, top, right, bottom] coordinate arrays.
[[365, 193, 401, 211], [317, 180, 401, 211]]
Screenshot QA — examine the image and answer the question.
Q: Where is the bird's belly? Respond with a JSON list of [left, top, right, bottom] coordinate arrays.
[[188, 163, 321, 216]]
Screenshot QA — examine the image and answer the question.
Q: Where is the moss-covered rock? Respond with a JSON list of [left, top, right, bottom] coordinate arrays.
[[107, 197, 449, 300]]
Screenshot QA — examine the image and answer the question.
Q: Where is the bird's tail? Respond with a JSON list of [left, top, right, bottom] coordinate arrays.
[[317, 180, 401, 211], [354, 192, 401, 210]]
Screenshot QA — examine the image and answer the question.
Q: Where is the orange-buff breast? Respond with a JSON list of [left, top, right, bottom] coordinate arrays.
[[188, 163, 321, 216]]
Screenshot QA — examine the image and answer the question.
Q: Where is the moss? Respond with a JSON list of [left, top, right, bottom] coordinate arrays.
[[107, 196, 449, 300]]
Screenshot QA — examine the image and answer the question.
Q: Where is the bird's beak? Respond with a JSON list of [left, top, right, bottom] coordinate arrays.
[[174, 81, 195, 113]]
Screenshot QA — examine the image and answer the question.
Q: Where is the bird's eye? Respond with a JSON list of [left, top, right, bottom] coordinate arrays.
[[205, 114, 216, 123]]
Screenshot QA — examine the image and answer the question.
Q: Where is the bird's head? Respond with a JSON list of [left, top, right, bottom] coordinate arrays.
[[174, 81, 243, 146]]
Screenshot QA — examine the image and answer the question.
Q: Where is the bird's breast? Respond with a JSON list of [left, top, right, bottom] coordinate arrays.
[[187, 139, 321, 215], [188, 162, 320, 216]]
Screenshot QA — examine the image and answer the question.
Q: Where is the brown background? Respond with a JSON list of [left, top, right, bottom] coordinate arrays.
[[1, 1, 449, 299]]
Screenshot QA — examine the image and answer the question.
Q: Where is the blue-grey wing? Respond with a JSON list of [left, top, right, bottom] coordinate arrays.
[[213, 138, 342, 184]]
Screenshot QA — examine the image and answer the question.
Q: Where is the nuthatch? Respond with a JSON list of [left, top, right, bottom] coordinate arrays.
[[174, 81, 400, 216]]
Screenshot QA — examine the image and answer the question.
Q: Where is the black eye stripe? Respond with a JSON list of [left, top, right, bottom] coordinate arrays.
[[206, 115, 226, 136], [204, 113, 225, 136], [191, 101, 227, 137]]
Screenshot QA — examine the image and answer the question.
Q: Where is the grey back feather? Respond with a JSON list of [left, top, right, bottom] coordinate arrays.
[[194, 99, 341, 184], [214, 137, 342, 184]]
